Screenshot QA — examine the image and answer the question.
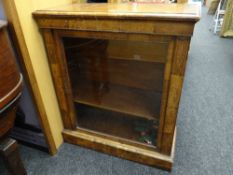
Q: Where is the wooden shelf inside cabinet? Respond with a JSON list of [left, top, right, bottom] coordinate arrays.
[[67, 53, 165, 120], [67, 55, 165, 92], [76, 103, 158, 148], [73, 80, 161, 120]]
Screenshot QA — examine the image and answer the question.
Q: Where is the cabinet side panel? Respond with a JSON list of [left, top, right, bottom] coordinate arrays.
[[160, 37, 191, 154]]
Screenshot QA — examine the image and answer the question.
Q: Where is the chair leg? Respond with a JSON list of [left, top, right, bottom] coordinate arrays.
[[0, 138, 27, 175]]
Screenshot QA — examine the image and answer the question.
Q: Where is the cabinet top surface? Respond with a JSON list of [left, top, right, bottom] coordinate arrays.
[[33, 3, 200, 21]]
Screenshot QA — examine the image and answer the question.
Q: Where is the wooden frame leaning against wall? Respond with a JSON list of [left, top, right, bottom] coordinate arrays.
[[2, 0, 58, 155]]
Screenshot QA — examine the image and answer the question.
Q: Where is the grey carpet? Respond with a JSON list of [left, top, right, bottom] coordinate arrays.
[[1, 7, 233, 175]]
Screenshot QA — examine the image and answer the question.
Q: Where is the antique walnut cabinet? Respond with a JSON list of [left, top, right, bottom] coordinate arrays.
[[33, 3, 200, 170]]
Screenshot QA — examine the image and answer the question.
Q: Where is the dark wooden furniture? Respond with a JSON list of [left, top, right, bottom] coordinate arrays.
[[0, 20, 26, 175], [33, 3, 200, 170]]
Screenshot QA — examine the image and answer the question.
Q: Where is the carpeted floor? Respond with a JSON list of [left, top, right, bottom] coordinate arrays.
[[1, 7, 233, 175]]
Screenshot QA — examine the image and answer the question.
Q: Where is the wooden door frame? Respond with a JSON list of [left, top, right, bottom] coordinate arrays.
[[51, 29, 175, 152]]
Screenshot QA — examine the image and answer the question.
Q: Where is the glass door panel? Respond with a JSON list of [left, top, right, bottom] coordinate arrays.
[[63, 37, 168, 147]]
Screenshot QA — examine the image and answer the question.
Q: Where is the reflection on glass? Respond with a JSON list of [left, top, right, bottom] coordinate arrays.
[[63, 37, 168, 147]]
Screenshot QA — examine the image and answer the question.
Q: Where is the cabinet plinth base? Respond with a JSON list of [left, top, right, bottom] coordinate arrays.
[[62, 129, 176, 171]]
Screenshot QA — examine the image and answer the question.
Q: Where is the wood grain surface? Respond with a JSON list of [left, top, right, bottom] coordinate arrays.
[[33, 3, 200, 21], [0, 22, 22, 109]]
